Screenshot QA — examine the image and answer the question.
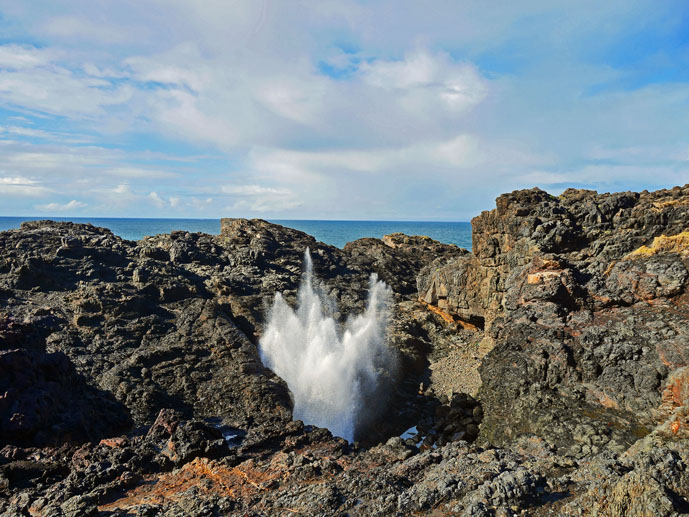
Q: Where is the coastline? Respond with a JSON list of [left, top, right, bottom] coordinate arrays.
[[1, 183, 688, 515]]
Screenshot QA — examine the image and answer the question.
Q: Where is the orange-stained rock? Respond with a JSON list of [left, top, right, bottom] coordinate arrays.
[[660, 367, 689, 408], [627, 231, 689, 258], [656, 367, 689, 437], [527, 270, 563, 285], [419, 299, 480, 330], [99, 437, 127, 448]]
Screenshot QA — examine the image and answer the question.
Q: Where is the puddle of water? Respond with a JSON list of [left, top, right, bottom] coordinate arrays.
[[400, 425, 418, 440], [205, 418, 246, 447]]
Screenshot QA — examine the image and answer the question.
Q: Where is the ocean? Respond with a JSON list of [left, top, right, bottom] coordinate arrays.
[[0, 217, 473, 250]]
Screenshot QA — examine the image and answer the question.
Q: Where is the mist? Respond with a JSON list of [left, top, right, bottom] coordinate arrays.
[[259, 249, 393, 441]]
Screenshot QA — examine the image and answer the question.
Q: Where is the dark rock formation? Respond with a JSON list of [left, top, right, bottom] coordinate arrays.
[[419, 184, 689, 458], [0, 218, 452, 446], [1, 184, 689, 515], [0, 221, 294, 442]]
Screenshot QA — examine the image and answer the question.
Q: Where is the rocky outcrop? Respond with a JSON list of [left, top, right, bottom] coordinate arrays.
[[419, 185, 689, 329], [418, 185, 689, 464], [2, 184, 689, 515], [0, 219, 458, 448], [0, 318, 131, 447], [344, 233, 467, 295], [0, 221, 295, 443]]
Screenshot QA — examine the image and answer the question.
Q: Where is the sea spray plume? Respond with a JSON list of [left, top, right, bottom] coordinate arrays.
[[259, 249, 393, 442]]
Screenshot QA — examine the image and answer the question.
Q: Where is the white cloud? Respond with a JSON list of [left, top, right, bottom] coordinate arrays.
[[3, 150, 101, 170], [0, 43, 134, 118], [257, 77, 327, 126], [0, 125, 94, 145], [359, 50, 487, 112], [221, 185, 291, 196], [35, 199, 87, 211], [221, 184, 300, 212], [0, 176, 50, 196], [148, 191, 184, 210], [104, 167, 177, 179], [248, 134, 545, 180], [148, 191, 165, 208], [2, 126, 54, 139], [0, 1, 687, 219], [124, 48, 208, 91], [42, 15, 142, 45], [551, 165, 688, 187], [113, 184, 134, 195], [189, 196, 213, 210], [2, 35, 487, 152], [0, 44, 56, 69]]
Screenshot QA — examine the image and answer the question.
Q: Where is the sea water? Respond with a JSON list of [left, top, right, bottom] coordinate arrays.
[[0, 217, 472, 249]]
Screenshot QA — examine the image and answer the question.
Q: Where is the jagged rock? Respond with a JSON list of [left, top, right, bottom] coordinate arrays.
[[1, 185, 689, 515], [416, 184, 689, 461], [418, 185, 689, 329]]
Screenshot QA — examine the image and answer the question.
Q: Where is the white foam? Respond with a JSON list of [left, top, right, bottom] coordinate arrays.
[[259, 249, 392, 442]]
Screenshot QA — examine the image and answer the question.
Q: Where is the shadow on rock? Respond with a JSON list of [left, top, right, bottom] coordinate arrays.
[[0, 346, 131, 448]]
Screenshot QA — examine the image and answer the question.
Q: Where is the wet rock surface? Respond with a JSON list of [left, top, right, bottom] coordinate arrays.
[[1, 184, 689, 515]]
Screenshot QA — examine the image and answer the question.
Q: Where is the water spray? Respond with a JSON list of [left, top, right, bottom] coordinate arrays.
[[259, 249, 393, 441]]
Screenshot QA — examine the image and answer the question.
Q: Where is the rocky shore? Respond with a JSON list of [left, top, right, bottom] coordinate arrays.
[[1, 184, 688, 516]]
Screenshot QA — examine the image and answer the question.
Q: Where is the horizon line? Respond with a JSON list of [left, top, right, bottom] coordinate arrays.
[[0, 215, 472, 224]]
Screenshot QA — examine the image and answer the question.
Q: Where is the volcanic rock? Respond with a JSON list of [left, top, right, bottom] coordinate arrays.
[[1, 185, 689, 515]]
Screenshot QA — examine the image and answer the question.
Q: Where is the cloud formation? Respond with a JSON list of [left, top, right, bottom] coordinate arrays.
[[0, 1, 688, 219], [0, 176, 51, 197], [36, 199, 86, 212]]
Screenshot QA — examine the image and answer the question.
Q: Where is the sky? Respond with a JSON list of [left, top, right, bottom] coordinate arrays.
[[0, 1, 688, 220]]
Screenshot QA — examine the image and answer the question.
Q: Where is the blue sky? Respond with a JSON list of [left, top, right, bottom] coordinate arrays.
[[0, 1, 688, 220]]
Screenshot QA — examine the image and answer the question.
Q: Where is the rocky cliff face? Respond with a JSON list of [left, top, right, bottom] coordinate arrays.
[[418, 185, 689, 456], [419, 185, 689, 329], [2, 184, 689, 516]]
